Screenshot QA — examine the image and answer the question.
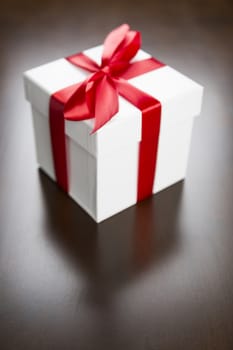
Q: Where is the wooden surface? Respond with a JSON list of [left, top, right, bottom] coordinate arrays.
[[1, 0, 233, 349]]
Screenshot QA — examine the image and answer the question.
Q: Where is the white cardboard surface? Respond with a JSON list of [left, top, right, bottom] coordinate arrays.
[[24, 46, 203, 222]]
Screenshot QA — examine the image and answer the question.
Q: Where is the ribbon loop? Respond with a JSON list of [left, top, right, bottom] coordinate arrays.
[[101, 24, 130, 66]]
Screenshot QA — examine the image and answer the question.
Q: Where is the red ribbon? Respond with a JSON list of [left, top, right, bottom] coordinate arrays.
[[49, 24, 165, 201]]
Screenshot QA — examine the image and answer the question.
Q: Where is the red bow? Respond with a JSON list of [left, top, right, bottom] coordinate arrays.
[[49, 24, 164, 197], [64, 24, 163, 132]]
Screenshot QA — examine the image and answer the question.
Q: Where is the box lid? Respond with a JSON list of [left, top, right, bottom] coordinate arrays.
[[24, 46, 203, 157]]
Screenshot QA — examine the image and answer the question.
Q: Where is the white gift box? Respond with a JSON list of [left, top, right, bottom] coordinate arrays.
[[23, 45, 203, 222]]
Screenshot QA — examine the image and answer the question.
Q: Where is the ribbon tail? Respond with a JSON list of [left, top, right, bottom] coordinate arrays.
[[63, 80, 93, 121], [89, 75, 119, 132]]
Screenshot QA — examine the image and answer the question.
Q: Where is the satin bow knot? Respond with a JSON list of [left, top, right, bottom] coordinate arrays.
[[64, 24, 143, 132]]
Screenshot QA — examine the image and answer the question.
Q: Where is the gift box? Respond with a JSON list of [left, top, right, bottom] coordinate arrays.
[[23, 24, 203, 222]]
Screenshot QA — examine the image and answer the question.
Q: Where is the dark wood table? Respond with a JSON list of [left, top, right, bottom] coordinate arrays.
[[1, 1, 233, 349]]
